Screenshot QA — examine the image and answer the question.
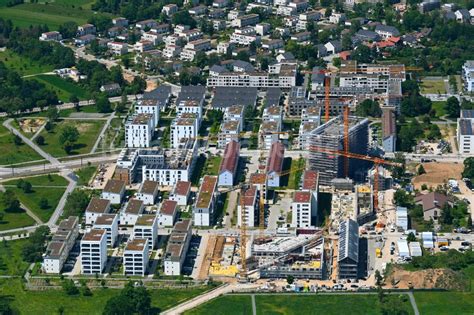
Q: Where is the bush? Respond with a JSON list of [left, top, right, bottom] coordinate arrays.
[[62, 279, 79, 295]]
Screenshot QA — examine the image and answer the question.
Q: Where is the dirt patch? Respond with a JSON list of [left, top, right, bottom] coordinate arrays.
[[146, 79, 158, 91], [412, 162, 463, 190], [123, 72, 135, 83], [386, 266, 467, 290], [75, 122, 94, 133], [19, 118, 45, 134]]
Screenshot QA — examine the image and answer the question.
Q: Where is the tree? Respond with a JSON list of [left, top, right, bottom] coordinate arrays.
[[418, 164, 426, 175], [2, 190, 20, 212], [286, 275, 294, 284], [462, 157, 474, 182], [407, 232, 416, 242], [21, 226, 50, 263], [35, 135, 45, 146], [12, 134, 22, 146], [355, 99, 382, 117], [62, 279, 79, 295], [59, 125, 79, 154], [103, 282, 151, 315], [445, 96, 460, 118], [58, 21, 78, 39], [39, 197, 49, 210], [69, 94, 80, 112], [352, 45, 374, 63], [172, 11, 197, 28], [21, 181, 32, 194], [95, 95, 112, 113], [46, 106, 59, 122], [394, 189, 413, 208], [63, 190, 90, 217], [375, 270, 383, 286]]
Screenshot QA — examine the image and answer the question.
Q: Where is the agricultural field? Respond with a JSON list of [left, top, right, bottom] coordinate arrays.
[[37, 119, 105, 157], [0, 3, 96, 30], [186, 294, 414, 315], [31, 75, 90, 102], [0, 49, 53, 76], [3, 175, 68, 222], [0, 123, 44, 166], [0, 278, 215, 315]]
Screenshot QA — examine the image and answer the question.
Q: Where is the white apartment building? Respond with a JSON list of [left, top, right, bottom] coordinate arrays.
[[217, 41, 234, 54], [164, 219, 192, 275], [263, 106, 283, 125], [291, 191, 316, 228], [162, 3, 178, 15], [141, 31, 162, 46], [237, 186, 259, 227], [158, 200, 178, 227], [120, 199, 145, 226], [255, 23, 271, 36], [177, 99, 203, 121], [123, 238, 149, 276], [80, 229, 107, 274], [163, 45, 182, 59], [171, 116, 198, 148], [266, 142, 285, 188], [230, 28, 261, 46], [107, 42, 128, 55], [125, 114, 154, 148], [259, 121, 280, 150], [193, 176, 218, 226], [184, 38, 211, 51], [134, 40, 154, 53], [101, 179, 126, 204], [277, 5, 296, 16], [458, 110, 474, 154], [85, 198, 111, 225], [232, 14, 259, 28], [93, 214, 119, 247], [299, 121, 319, 150], [462, 60, 474, 92], [179, 29, 203, 42], [135, 180, 159, 205], [169, 181, 191, 206], [42, 217, 79, 274], [133, 214, 158, 250], [218, 120, 240, 148], [218, 140, 240, 186], [39, 31, 62, 42]]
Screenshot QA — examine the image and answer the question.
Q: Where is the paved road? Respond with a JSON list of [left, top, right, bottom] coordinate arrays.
[[48, 171, 77, 227], [251, 294, 257, 315], [3, 119, 60, 165], [91, 112, 116, 153], [407, 291, 420, 315]]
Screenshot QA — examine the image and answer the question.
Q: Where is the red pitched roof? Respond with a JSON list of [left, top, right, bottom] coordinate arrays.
[[241, 186, 258, 206], [266, 142, 284, 174], [219, 140, 240, 173], [302, 170, 318, 190], [294, 191, 311, 203]]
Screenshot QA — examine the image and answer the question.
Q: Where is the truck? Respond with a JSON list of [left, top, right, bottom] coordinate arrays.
[[376, 248, 382, 258]]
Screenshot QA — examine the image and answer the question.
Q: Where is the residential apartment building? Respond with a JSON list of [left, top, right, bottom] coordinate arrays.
[[85, 198, 111, 225], [93, 214, 119, 247], [135, 180, 159, 205], [120, 199, 145, 226], [462, 60, 474, 92], [237, 185, 260, 227], [80, 229, 107, 274], [259, 121, 280, 150], [288, 87, 317, 116], [125, 114, 154, 148], [382, 107, 397, 153], [193, 176, 218, 226], [171, 115, 199, 148], [133, 214, 158, 250], [107, 42, 129, 55], [338, 219, 359, 279], [42, 216, 79, 274], [164, 219, 192, 275], [101, 179, 126, 205], [291, 191, 316, 228], [457, 110, 474, 154], [230, 27, 261, 46], [123, 238, 149, 276], [218, 141, 240, 186], [169, 181, 191, 206], [135, 99, 161, 126], [232, 14, 259, 27], [176, 99, 203, 121], [266, 142, 285, 187], [158, 200, 178, 227], [218, 120, 240, 148], [40, 31, 62, 42]]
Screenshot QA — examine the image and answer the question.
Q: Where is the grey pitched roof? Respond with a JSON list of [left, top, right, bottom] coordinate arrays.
[[354, 29, 380, 41], [232, 60, 254, 71], [375, 24, 400, 36], [209, 64, 226, 73]]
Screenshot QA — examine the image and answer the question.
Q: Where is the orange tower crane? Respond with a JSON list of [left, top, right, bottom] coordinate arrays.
[[308, 146, 401, 211]]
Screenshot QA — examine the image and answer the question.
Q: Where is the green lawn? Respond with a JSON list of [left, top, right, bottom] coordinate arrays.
[[420, 78, 447, 95], [38, 119, 105, 157], [31, 75, 90, 102], [186, 294, 413, 315], [432, 101, 447, 118], [0, 239, 30, 276], [204, 156, 222, 176], [3, 175, 68, 222], [0, 124, 44, 166], [0, 3, 94, 30], [0, 49, 53, 76], [287, 158, 305, 189], [0, 209, 35, 232], [414, 265, 474, 315], [185, 295, 253, 315], [0, 279, 215, 314], [75, 166, 96, 186]]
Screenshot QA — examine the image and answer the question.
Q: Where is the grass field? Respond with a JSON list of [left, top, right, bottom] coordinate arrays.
[[0, 239, 30, 276], [31, 75, 90, 102], [0, 124, 43, 166], [186, 294, 414, 315], [420, 78, 447, 94], [414, 265, 474, 315], [38, 119, 105, 157], [0, 279, 215, 314], [58, 105, 103, 118], [0, 3, 94, 30], [185, 295, 253, 315], [432, 101, 447, 118], [4, 175, 68, 222], [287, 158, 305, 189], [0, 209, 35, 232], [204, 156, 222, 176], [0, 49, 53, 76], [75, 166, 96, 186]]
